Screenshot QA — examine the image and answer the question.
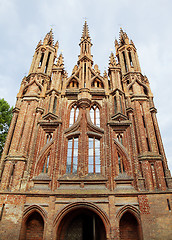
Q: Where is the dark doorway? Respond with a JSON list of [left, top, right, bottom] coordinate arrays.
[[57, 208, 106, 240], [119, 211, 141, 240]]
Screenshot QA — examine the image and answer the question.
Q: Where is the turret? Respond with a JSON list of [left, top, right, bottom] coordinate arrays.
[[29, 29, 58, 77], [115, 28, 141, 75]]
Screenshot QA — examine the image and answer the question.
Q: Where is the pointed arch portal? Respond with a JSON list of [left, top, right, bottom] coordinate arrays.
[[56, 206, 107, 240]]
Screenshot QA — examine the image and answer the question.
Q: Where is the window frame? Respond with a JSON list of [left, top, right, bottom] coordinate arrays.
[[69, 105, 79, 127], [66, 137, 79, 174], [90, 105, 100, 127], [88, 137, 101, 174]]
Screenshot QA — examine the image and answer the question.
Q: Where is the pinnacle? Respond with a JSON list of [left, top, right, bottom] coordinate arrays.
[[44, 29, 54, 46], [56, 53, 64, 68], [109, 52, 117, 67], [81, 21, 90, 39], [119, 28, 129, 45]]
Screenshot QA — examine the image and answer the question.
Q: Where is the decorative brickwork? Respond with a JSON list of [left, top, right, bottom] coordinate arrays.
[[0, 22, 172, 240]]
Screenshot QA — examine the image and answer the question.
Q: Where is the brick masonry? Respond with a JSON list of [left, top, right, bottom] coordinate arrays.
[[0, 23, 172, 240]]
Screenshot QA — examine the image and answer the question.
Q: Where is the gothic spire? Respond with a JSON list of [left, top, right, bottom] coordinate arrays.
[[78, 21, 93, 64], [43, 29, 54, 47], [119, 28, 129, 46], [81, 21, 91, 40]]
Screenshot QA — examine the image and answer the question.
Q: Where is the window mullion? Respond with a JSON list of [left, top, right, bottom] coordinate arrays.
[[71, 138, 74, 173], [93, 137, 95, 173], [94, 108, 96, 125], [74, 108, 76, 123]]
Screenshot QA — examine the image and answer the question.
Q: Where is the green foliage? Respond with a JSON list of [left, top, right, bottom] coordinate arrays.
[[0, 98, 13, 158]]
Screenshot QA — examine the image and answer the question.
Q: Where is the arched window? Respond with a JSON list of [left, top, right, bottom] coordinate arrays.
[[46, 133, 52, 144], [69, 106, 79, 127], [66, 138, 78, 174], [53, 96, 57, 114], [42, 154, 50, 174], [88, 137, 101, 173], [90, 105, 100, 127], [117, 134, 123, 145], [118, 153, 125, 174]]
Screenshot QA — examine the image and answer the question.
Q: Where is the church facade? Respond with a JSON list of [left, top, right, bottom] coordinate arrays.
[[0, 22, 172, 239]]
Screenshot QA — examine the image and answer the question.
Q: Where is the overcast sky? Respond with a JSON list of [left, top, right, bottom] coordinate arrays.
[[0, 0, 172, 172]]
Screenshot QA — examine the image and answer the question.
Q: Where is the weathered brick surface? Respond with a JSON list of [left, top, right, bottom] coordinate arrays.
[[0, 24, 172, 240]]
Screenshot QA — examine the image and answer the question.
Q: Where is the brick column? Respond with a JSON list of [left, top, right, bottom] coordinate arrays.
[[11, 160, 26, 191], [151, 111, 168, 169], [20, 101, 37, 154], [141, 161, 154, 191], [154, 161, 166, 191], [1, 111, 18, 160], [108, 195, 118, 240], [0, 161, 13, 190], [44, 196, 55, 240], [9, 101, 28, 154], [142, 101, 158, 153], [134, 101, 147, 153]]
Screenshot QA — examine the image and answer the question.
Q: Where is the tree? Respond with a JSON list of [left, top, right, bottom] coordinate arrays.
[[0, 98, 13, 158]]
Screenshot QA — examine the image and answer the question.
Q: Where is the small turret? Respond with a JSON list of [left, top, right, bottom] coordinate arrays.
[[29, 29, 58, 76], [115, 28, 141, 75]]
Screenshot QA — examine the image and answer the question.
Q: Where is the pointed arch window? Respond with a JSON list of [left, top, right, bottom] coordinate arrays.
[[42, 153, 50, 173], [66, 138, 78, 174], [90, 105, 100, 127], [69, 106, 79, 127], [118, 153, 125, 174], [53, 96, 57, 114], [117, 134, 123, 145], [46, 133, 52, 144], [88, 137, 101, 173]]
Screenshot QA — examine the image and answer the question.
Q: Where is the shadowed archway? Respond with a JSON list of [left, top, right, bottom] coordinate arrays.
[[119, 211, 141, 240], [56, 207, 106, 240]]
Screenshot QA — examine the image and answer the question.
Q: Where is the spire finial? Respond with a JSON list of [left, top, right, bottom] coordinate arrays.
[[81, 20, 90, 39], [119, 28, 129, 46]]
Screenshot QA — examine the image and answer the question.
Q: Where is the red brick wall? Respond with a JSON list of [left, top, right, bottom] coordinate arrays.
[[25, 212, 44, 240], [119, 212, 140, 240]]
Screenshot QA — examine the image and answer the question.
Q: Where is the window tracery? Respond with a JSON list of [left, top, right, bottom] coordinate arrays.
[[90, 105, 100, 127], [69, 106, 79, 127]]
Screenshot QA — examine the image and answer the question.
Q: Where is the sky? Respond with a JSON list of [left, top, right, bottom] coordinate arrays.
[[0, 0, 172, 172]]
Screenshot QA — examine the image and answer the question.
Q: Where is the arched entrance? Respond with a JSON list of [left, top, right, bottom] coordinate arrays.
[[57, 207, 106, 240], [119, 211, 141, 240]]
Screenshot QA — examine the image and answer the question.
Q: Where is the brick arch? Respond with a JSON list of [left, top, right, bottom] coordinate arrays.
[[66, 77, 79, 88], [127, 75, 149, 96], [116, 205, 143, 240], [90, 101, 102, 109], [67, 78, 79, 89], [91, 78, 104, 88], [53, 202, 111, 239], [116, 205, 140, 221], [23, 78, 43, 94], [19, 205, 47, 240], [114, 139, 132, 174], [34, 140, 54, 176]]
